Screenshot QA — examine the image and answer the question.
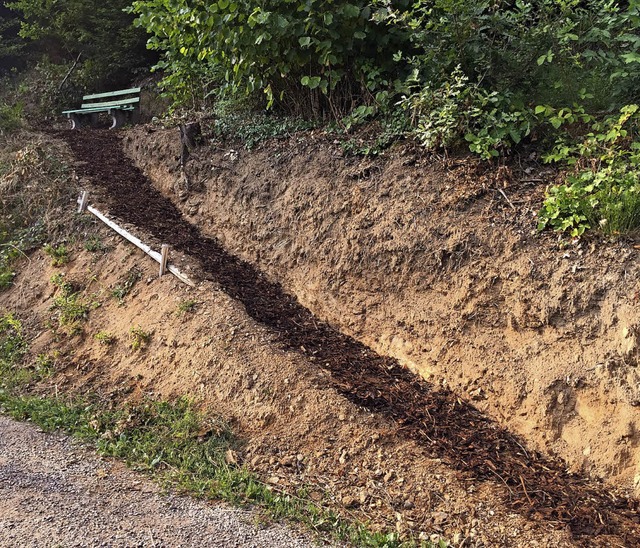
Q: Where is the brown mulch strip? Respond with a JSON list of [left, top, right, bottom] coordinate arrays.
[[60, 129, 640, 546]]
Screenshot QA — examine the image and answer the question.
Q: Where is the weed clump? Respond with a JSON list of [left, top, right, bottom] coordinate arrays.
[[94, 331, 116, 346], [49, 273, 92, 335], [44, 243, 70, 266], [129, 325, 151, 351], [112, 267, 142, 305]]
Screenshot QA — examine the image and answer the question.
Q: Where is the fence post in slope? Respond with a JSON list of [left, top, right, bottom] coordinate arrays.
[[159, 244, 169, 277], [77, 191, 89, 213]]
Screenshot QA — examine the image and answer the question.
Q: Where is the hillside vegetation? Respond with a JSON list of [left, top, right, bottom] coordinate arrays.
[[2, 1, 640, 237]]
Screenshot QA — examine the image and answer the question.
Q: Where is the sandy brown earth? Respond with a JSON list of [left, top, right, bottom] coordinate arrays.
[[122, 123, 640, 492], [0, 415, 314, 547], [2, 126, 640, 546]]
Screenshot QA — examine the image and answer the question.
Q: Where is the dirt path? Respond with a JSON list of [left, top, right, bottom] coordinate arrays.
[[0, 414, 315, 548], [58, 128, 640, 546]]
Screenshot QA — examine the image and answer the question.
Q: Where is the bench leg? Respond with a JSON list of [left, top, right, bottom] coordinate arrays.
[[110, 109, 128, 129], [70, 113, 100, 129], [69, 113, 82, 130]]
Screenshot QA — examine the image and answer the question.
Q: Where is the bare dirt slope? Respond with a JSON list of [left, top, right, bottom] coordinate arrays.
[[0, 415, 313, 547], [122, 124, 640, 493], [2, 127, 640, 547]]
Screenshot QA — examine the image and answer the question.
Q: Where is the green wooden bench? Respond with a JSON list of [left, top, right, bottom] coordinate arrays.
[[62, 87, 141, 130]]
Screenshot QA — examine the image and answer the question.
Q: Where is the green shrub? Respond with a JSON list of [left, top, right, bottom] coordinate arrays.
[[538, 104, 640, 237]]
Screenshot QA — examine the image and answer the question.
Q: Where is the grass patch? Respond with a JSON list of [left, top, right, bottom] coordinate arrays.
[[0, 393, 416, 547], [0, 223, 44, 291], [0, 312, 432, 547], [0, 313, 30, 390], [0, 102, 24, 135]]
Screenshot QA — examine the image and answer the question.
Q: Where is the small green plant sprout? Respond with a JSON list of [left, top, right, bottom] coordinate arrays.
[[94, 331, 116, 345], [84, 235, 105, 252], [43, 243, 70, 266], [129, 325, 151, 351], [111, 267, 142, 305], [177, 299, 198, 315]]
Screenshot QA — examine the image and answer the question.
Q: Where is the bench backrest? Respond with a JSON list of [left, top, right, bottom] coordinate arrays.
[[80, 87, 141, 110]]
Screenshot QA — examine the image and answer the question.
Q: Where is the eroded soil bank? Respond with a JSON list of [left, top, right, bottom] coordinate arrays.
[[122, 125, 640, 493], [57, 127, 640, 545], [4, 127, 640, 546]]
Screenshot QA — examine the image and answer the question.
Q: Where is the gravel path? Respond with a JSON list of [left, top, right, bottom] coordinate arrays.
[[0, 415, 316, 547]]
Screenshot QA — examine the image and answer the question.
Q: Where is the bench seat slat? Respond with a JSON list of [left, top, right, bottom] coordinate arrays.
[[81, 97, 140, 109], [82, 87, 141, 100], [62, 105, 135, 115]]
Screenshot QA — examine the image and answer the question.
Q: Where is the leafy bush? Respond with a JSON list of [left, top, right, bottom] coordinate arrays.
[[538, 105, 640, 236], [7, 0, 154, 90], [399, 67, 533, 158], [128, 0, 408, 115]]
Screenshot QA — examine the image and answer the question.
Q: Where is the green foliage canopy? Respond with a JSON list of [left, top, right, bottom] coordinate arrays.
[[7, 0, 154, 88], [128, 0, 411, 115]]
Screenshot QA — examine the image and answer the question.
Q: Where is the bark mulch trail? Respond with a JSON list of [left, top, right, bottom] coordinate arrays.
[[60, 129, 640, 547]]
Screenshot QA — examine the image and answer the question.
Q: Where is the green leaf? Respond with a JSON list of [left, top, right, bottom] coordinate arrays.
[[534, 105, 546, 115], [622, 52, 640, 64], [301, 76, 322, 89], [299, 36, 311, 47], [550, 117, 563, 129], [342, 4, 360, 18]]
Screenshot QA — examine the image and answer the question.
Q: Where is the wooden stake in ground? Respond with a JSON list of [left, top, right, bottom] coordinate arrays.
[[160, 244, 169, 277]]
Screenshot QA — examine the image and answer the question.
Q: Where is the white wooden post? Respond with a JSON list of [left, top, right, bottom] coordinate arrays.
[[77, 191, 89, 213], [159, 244, 169, 277]]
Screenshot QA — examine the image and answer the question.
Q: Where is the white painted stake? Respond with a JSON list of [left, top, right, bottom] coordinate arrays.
[[75, 194, 194, 287], [159, 244, 169, 277], [77, 191, 89, 213]]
